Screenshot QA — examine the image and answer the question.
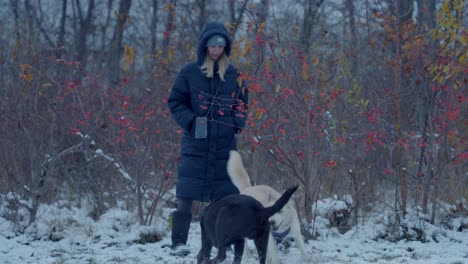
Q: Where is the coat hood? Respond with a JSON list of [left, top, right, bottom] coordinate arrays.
[[197, 22, 231, 64]]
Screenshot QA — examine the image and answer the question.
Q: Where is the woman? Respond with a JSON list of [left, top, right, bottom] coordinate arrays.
[[167, 21, 249, 253]]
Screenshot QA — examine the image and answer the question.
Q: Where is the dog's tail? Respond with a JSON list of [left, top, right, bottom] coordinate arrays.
[[227, 150, 252, 191], [261, 185, 298, 220]]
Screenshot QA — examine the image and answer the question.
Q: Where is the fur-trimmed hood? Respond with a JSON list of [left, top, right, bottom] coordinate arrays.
[[197, 22, 232, 64]]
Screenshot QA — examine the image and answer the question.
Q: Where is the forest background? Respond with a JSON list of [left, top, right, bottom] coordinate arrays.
[[0, 0, 466, 242]]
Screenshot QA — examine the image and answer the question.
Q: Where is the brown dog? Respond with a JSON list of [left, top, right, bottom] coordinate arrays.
[[196, 185, 298, 264]]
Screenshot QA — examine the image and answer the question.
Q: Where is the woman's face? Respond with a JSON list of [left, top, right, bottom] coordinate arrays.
[[207, 46, 225, 61]]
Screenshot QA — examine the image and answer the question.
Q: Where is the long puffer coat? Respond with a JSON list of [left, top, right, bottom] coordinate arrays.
[[167, 22, 249, 202]]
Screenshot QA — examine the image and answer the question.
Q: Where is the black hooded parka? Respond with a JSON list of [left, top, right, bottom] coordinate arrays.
[[167, 22, 249, 202]]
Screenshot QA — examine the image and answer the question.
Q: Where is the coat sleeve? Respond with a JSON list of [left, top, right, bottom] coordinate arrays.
[[233, 75, 249, 134], [167, 71, 196, 132]]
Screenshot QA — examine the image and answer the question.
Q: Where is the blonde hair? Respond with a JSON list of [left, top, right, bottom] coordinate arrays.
[[201, 53, 229, 81]]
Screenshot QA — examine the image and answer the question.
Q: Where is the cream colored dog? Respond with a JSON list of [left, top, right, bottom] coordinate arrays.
[[227, 151, 309, 263]]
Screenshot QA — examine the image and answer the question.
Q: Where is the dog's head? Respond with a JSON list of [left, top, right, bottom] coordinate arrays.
[[268, 206, 292, 241]]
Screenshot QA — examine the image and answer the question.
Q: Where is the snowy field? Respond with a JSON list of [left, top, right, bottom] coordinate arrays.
[[1, 200, 467, 264]]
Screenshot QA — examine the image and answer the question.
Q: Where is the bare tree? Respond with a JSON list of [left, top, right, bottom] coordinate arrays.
[[162, 0, 176, 53], [108, 0, 133, 82], [417, 0, 436, 30], [150, 0, 159, 53], [301, 0, 324, 51], [344, 0, 358, 75], [56, 0, 68, 59], [227, 0, 248, 37], [388, 0, 414, 217], [72, 0, 95, 70], [196, 0, 207, 33]]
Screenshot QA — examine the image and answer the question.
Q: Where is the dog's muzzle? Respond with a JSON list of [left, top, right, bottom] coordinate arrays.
[[271, 227, 290, 242]]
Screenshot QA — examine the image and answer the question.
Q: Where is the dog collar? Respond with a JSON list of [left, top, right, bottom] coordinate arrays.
[[271, 227, 290, 242]]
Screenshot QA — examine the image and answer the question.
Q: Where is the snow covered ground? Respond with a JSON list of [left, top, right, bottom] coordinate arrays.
[[1, 200, 467, 264]]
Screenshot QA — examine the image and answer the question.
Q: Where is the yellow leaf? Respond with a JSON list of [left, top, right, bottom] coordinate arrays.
[[20, 64, 32, 69], [243, 41, 252, 57], [458, 53, 465, 64], [168, 48, 174, 63], [258, 22, 266, 33], [123, 45, 135, 71], [163, 3, 175, 12], [21, 71, 33, 82], [302, 59, 308, 81], [294, 24, 300, 36], [312, 57, 319, 66], [441, 2, 449, 14], [255, 109, 263, 120], [455, 0, 463, 11]]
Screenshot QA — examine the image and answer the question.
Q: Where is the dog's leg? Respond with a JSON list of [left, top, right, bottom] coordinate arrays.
[[266, 233, 280, 264], [210, 246, 227, 264], [253, 231, 270, 264], [232, 239, 245, 264], [290, 210, 309, 261], [196, 242, 212, 264], [197, 224, 212, 264]]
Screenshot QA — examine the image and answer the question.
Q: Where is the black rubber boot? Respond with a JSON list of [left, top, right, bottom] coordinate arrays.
[[170, 211, 192, 257]]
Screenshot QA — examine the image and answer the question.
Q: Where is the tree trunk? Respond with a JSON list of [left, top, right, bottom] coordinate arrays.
[[137, 176, 144, 224], [29, 165, 47, 224], [73, 0, 95, 71], [417, 0, 436, 30], [253, 0, 269, 73], [390, 0, 414, 218], [150, 0, 159, 53], [416, 0, 436, 213], [196, 0, 206, 34], [345, 0, 358, 75], [108, 0, 132, 82], [162, 0, 176, 54], [227, 0, 247, 38], [397, 0, 413, 23], [301, 0, 324, 51], [56, 0, 68, 60], [24, 0, 34, 59]]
